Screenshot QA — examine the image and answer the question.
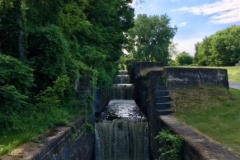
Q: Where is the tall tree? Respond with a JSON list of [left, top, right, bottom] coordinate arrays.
[[193, 42, 200, 64], [197, 25, 240, 66], [82, 0, 134, 86], [14, 0, 26, 60], [175, 51, 193, 65], [128, 14, 177, 64], [0, 0, 26, 59]]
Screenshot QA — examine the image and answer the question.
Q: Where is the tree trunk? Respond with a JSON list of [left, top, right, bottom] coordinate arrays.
[[15, 0, 26, 60]]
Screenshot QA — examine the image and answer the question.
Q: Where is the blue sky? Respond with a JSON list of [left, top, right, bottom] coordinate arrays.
[[132, 0, 240, 56]]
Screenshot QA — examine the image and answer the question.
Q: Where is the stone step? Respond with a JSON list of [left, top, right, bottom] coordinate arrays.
[[151, 82, 165, 87], [156, 109, 173, 116], [156, 102, 171, 110], [155, 96, 172, 103], [153, 86, 168, 91], [151, 78, 164, 83], [154, 90, 169, 96]]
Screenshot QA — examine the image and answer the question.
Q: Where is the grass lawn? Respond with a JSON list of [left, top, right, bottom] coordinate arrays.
[[170, 86, 240, 156], [220, 67, 240, 82]]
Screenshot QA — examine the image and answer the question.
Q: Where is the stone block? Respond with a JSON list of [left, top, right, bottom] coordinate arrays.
[[155, 96, 171, 103], [165, 67, 229, 89], [154, 90, 169, 96], [153, 86, 168, 91], [156, 109, 173, 115]]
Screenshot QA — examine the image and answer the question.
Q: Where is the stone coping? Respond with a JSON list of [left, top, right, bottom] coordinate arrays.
[[0, 118, 82, 160], [160, 115, 240, 160]]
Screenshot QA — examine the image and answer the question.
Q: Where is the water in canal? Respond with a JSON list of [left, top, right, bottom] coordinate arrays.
[[95, 70, 149, 160]]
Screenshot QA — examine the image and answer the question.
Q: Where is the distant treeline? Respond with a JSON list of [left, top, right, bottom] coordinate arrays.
[[194, 25, 240, 66]]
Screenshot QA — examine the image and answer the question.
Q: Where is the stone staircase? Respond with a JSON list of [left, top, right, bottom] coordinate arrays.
[[148, 72, 173, 116]]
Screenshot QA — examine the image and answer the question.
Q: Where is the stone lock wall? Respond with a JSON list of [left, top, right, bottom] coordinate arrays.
[[164, 67, 229, 89], [144, 70, 238, 160], [131, 63, 238, 160]]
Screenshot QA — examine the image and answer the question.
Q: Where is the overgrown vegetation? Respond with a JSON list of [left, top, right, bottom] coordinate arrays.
[[155, 129, 183, 160], [170, 85, 240, 155], [0, 0, 135, 156], [175, 51, 193, 66]]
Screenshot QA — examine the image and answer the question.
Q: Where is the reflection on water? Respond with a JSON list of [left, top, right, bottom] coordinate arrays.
[[97, 100, 147, 122]]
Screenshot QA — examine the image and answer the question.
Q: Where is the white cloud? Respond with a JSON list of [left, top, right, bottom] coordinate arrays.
[[177, 22, 188, 27], [172, 0, 240, 24], [173, 37, 202, 56]]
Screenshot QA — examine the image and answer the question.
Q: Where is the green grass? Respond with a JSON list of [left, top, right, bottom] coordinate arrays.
[[220, 67, 240, 82], [0, 107, 81, 157], [171, 86, 240, 156], [0, 132, 33, 156]]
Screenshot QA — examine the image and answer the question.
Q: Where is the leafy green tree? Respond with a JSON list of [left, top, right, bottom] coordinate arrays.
[[0, 0, 26, 59], [197, 36, 212, 66], [27, 25, 68, 91], [128, 14, 177, 64], [197, 25, 240, 66], [193, 42, 200, 64], [0, 54, 34, 130], [82, 0, 134, 86], [175, 51, 193, 65], [0, 0, 135, 134]]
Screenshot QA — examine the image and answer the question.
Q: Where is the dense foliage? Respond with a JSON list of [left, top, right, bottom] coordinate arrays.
[[127, 14, 177, 64], [0, 0, 134, 135], [175, 51, 193, 65], [195, 25, 240, 66], [155, 129, 183, 160]]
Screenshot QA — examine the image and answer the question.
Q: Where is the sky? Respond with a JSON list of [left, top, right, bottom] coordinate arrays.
[[132, 0, 240, 56]]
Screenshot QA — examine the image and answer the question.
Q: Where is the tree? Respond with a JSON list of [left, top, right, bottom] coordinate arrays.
[[82, 0, 134, 86], [175, 51, 193, 65], [193, 42, 200, 64], [196, 25, 240, 66], [0, 0, 26, 60], [197, 36, 212, 66], [128, 14, 177, 64]]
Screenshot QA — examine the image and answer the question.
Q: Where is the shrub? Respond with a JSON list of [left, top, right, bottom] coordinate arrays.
[[0, 54, 34, 131], [155, 129, 183, 160]]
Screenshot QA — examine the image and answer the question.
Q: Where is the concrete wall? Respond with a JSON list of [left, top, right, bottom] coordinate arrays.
[[134, 76, 148, 115], [128, 61, 164, 83], [160, 116, 240, 160], [1, 118, 94, 160], [165, 67, 229, 89]]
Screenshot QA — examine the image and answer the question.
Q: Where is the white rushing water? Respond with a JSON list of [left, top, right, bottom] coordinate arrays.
[[95, 120, 149, 160], [95, 70, 149, 160]]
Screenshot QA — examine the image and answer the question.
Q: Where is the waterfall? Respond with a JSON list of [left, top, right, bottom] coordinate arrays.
[[115, 75, 130, 84], [95, 70, 149, 160], [95, 120, 148, 160], [110, 84, 134, 100]]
